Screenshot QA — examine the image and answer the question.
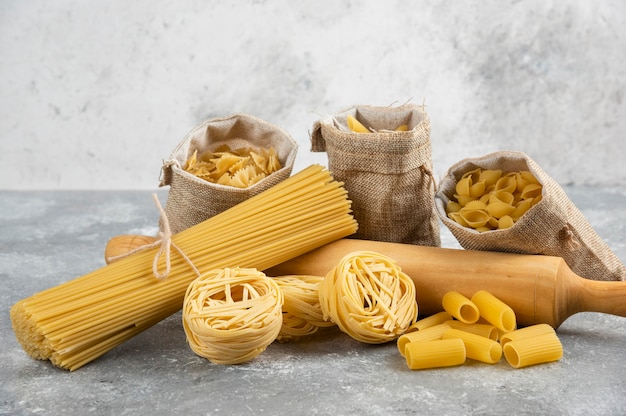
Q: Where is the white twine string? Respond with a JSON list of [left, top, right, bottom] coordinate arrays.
[[109, 193, 200, 279]]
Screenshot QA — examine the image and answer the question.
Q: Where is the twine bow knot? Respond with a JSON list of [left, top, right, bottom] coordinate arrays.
[[110, 193, 200, 279]]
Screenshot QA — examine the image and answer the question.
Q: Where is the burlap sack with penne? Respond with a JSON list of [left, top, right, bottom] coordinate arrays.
[[311, 103, 440, 247], [434, 150, 626, 281], [160, 113, 298, 234]]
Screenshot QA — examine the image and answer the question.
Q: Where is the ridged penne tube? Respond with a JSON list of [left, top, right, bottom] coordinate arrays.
[[444, 320, 498, 341], [499, 324, 556, 347], [442, 328, 502, 364], [441, 291, 480, 324], [471, 290, 516, 332], [406, 311, 452, 333], [404, 338, 466, 370], [397, 323, 450, 357], [503, 332, 563, 368]]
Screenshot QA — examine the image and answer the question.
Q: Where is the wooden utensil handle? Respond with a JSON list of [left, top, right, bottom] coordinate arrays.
[[572, 276, 626, 318]]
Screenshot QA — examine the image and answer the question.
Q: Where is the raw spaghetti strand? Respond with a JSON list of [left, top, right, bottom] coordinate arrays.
[[10, 164, 357, 370]]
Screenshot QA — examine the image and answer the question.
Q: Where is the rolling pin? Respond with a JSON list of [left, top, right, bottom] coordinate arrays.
[[264, 239, 626, 329]]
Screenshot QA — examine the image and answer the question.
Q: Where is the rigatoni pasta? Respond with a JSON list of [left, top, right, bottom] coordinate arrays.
[[499, 324, 555, 347], [441, 328, 502, 364], [404, 339, 466, 370], [503, 333, 563, 368], [444, 320, 498, 341], [471, 290, 517, 332], [399, 290, 562, 370], [406, 311, 452, 333], [441, 291, 480, 324], [397, 323, 451, 357]]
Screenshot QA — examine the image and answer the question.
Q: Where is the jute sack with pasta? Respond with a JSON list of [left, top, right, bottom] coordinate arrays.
[[311, 103, 440, 247], [160, 113, 298, 234], [435, 150, 625, 281]]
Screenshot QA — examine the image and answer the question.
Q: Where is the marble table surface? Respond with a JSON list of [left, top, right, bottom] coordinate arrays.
[[1, 187, 625, 416]]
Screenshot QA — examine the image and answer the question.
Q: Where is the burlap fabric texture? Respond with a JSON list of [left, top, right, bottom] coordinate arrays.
[[159, 113, 298, 234], [435, 150, 625, 281], [311, 104, 440, 247]]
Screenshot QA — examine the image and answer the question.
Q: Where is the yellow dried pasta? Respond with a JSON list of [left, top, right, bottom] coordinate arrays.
[[404, 338, 466, 370], [503, 332, 563, 368], [346, 114, 410, 133], [319, 251, 418, 344], [441, 328, 502, 364], [405, 311, 452, 333], [445, 167, 543, 232], [274, 275, 335, 342], [184, 144, 281, 188], [182, 267, 283, 365], [441, 291, 480, 324]]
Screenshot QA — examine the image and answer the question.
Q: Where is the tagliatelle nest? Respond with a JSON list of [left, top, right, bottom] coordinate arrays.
[[182, 267, 283, 364], [273, 275, 336, 343], [318, 251, 418, 344]]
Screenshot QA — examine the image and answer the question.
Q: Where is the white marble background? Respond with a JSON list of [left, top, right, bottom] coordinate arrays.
[[1, 0, 625, 190]]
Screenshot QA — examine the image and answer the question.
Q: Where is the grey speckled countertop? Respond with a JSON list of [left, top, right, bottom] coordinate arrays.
[[1, 187, 625, 416]]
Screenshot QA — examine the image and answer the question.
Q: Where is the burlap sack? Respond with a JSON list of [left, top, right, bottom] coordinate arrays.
[[311, 104, 440, 247], [435, 150, 625, 281], [159, 113, 298, 234]]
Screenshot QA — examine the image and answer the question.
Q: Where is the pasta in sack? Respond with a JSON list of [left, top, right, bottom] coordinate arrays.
[[435, 150, 626, 281], [311, 103, 440, 246], [160, 113, 298, 234]]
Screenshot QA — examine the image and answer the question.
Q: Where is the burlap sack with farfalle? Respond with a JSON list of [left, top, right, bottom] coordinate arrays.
[[159, 113, 298, 234], [435, 150, 625, 281], [311, 103, 440, 247]]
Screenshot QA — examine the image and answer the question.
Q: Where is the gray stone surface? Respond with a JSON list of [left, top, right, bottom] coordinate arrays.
[[1, 187, 625, 416]]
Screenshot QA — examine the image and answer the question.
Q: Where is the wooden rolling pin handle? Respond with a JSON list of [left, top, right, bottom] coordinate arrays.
[[572, 276, 626, 318]]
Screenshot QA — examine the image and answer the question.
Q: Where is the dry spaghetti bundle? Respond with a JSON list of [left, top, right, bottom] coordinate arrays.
[[182, 268, 283, 364], [273, 275, 335, 342], [318, 251, 418, 344], [10, 164, 357, 370]]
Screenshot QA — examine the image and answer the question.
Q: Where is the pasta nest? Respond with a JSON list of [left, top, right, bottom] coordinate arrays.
[[274, 275, 336, 343], [182, 267, 283, 365], [319, 251, 418, 344]]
